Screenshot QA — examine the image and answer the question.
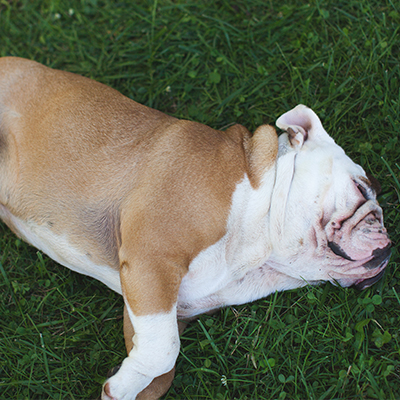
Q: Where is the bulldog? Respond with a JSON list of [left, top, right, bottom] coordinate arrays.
[[0, 57, 391, 400]]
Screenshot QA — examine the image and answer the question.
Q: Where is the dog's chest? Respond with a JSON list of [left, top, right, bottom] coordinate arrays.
[[176, 236, 264, 318]]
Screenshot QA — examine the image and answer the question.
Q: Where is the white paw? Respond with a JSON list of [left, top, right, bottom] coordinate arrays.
[[101, 361, 151, 400], [101, 307, 180, 399]]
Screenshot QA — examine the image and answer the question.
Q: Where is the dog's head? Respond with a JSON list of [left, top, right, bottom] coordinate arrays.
[[266, 105, 390, 289]]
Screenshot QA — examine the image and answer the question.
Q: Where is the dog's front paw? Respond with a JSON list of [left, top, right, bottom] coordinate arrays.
[[102, 380, 138, 400], [101, 360, 151, 400], [102, 380, 119, 400]]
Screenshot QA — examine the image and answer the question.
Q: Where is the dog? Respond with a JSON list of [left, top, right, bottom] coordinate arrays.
[[0, 57, 391, 400]]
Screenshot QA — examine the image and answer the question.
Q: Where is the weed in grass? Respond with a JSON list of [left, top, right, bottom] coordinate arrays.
[[0, 0, 399, 399]]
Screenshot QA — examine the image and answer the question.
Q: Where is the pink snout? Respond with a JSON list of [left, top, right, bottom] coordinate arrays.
[[327, 201, 391, 289], [328, 200, 390, 262]]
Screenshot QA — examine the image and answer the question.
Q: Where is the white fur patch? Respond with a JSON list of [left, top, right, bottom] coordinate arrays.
[[178, 172, 281, 318], [102, 304, 179, 400]]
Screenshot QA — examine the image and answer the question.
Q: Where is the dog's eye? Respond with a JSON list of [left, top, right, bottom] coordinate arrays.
[[353, 179, 371, 200], [354, 176, 380, 200], [357, 183, 368, 200]]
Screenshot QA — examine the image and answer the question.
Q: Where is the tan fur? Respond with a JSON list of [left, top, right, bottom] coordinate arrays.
[[0, 57, 279, 398], [0, 57, 278, 316], [244, 124, 279, 187]]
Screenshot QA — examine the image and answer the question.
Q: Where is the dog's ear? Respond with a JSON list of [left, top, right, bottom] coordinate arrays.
[[286, 126, 307, 148], [239, 124, 278, 189], [276, 104, 332, 149]]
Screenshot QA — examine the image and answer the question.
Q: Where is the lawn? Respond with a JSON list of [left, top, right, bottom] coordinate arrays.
[[0, 0, 399, 399]]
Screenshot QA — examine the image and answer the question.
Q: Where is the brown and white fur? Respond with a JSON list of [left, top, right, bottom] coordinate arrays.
[[0, 57, 390, 400]]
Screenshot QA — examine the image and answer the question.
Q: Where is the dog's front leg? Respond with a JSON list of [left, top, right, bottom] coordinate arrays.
[[121, 305, 187, 400], [102, 249, 185, 400]]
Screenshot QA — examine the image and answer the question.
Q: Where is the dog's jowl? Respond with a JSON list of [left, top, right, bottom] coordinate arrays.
[[0, 57, 391, 400]]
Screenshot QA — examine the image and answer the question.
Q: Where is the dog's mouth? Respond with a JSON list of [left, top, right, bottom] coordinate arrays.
[[352, 247, 391, 290], [327, 243, 391, 290]]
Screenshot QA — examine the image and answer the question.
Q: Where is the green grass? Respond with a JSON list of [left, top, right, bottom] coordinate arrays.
[[0, 0, 399, 399]]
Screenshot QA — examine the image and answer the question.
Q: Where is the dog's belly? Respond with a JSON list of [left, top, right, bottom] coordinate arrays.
[[0, 205, 122, 293]]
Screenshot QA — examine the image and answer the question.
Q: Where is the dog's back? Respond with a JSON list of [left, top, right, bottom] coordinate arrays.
[[0, 57, 250, 285]]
